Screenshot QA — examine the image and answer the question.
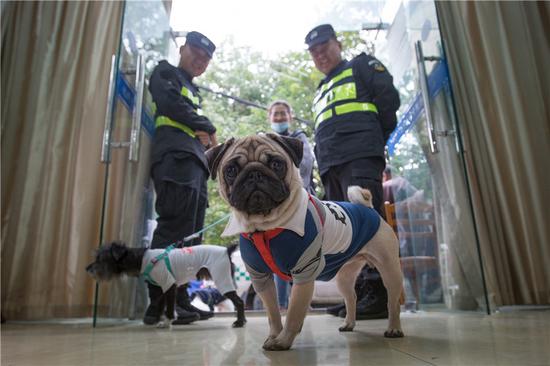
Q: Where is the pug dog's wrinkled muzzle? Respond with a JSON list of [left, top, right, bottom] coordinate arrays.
[[228, 161, 290, 215]]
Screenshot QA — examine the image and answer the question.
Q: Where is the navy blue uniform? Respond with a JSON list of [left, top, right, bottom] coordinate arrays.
[[148, 60, 216, 248], [313, 53, 399, 313], [313, 53, 400, 216]]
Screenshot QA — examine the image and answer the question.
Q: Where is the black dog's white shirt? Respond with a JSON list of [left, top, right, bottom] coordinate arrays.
[[142, 245, 236, 294]]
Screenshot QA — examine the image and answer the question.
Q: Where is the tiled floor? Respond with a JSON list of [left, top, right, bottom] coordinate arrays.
[[1, 310, 549, 365]]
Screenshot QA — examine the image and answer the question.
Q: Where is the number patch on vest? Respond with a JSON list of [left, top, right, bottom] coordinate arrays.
[[324, 202, 348, 225]]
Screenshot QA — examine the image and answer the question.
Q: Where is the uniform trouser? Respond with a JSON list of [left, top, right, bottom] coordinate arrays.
[[321, 157, 385, 217], [321, 157, 387, 302], [150, 152, 207, 249], [148, 152, 208, 316]]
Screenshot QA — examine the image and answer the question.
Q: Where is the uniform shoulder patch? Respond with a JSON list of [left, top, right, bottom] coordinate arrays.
[[368, 59, 386, 72]]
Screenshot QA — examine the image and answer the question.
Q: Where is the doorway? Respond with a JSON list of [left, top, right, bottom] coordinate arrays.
[[94, 0, 490, 322]]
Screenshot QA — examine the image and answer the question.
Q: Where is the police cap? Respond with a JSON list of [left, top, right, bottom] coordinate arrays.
[[305, 24, 336, 49], [185, 31, 216, 58]]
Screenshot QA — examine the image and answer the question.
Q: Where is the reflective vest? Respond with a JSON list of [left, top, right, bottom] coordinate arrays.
[[313, 67, 378, 128], [155, 84, 203, 138]]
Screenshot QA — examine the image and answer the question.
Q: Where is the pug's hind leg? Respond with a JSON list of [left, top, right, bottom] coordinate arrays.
[[377, 257, 404, 338], [335, 257, 365, 332]]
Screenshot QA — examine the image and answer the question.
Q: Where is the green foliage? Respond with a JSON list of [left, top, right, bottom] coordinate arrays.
[[198, 40, 323, 244]]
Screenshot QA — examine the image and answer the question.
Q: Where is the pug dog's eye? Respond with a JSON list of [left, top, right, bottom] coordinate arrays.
[[269, 158, 286, 176], [224, 164, 239, 181]]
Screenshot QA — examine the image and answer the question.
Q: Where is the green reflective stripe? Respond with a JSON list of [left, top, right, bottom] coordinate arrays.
[[155, 116, 195, 138], [314, 68, 354, 104], [180, 86, 200, 105], [332, 83, 356, 101], [335, 102, 378, 115], [315, 110, 333, 125], [314, 82, 357, 116], [315, 102, 378, 128]]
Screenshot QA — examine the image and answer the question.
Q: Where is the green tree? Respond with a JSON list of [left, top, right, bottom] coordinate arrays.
[[196, 39, 322, 244]]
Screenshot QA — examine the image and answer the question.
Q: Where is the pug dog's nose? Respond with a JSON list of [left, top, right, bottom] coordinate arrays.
[[247, 170, 264, 182]]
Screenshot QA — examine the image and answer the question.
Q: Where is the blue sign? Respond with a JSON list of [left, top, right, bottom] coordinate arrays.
[[386, 60, 450, 156], [115, 73, 155, 137]]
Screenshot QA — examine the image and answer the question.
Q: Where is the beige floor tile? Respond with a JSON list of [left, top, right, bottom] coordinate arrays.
[[1, 310, 549, 366]]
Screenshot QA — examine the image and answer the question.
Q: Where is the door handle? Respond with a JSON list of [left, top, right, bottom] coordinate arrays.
[[129, 52, 144, 162], [101, 54, 117, 163], [415, 41, 439, 154]]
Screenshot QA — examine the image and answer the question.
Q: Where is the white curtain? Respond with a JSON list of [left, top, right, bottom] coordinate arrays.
[[435, 1, 550, 306]]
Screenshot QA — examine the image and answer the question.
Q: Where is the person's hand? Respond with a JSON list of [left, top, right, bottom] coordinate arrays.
[[195, 130, 211, 147], [209, 132, 218, 147]]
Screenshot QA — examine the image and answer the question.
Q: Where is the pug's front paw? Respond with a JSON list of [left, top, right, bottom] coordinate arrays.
[[262, 336, 293, 351], [384, 328, 404, 338]]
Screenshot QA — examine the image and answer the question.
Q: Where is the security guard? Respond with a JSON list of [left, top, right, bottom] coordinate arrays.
[[305, 24, 400, 319], [146, 31, 217, 325]]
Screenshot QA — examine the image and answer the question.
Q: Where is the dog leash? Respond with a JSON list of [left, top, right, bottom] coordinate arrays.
[[172, 212, 232, 247], [149, 212, 232, 250]]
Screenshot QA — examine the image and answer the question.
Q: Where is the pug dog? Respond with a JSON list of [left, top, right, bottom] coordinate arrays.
[[206, 133, 403, 351]]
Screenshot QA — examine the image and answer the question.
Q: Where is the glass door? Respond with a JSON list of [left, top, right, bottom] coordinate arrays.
[[93, 0, 179, 325], [371, 1, 489, 312]]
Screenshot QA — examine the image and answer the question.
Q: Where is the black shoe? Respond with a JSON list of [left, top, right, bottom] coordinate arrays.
[[326, 303, 345, 317], [339, 278, 388, 320], [143, 304, 161, 325], [175, 285, 213, 320], [339, 307, 389, 320], [171, 310, 200, 325], [143, 314, 160, 325], [177, 305, 213, 320], [194, 307, 214, 320], [338, 302, 389, 320]]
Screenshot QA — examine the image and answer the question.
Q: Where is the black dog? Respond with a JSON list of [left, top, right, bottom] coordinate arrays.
[[86, 241, 246, 328]]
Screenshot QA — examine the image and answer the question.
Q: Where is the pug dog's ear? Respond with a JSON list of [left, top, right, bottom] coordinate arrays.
[[266, 133, 303, 168], [206, 138, 235, 180]]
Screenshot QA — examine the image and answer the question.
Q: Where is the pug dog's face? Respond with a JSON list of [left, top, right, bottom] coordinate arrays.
[[207, 134, 303, 216]]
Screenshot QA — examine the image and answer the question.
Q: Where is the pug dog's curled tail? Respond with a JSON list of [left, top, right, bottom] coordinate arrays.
[[347, 186, 373, 208]]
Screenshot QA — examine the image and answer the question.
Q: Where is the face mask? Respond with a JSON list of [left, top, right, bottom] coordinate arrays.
[[271, 122, 289, 134]]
